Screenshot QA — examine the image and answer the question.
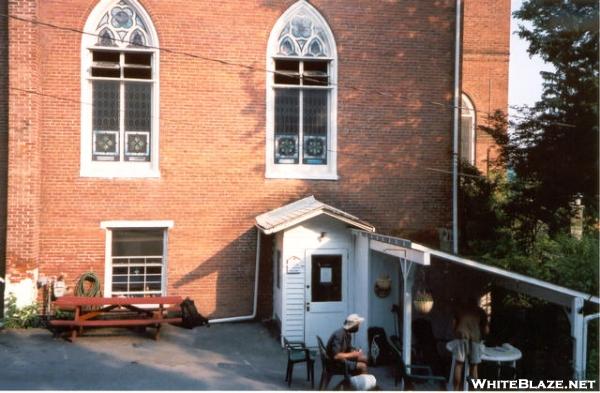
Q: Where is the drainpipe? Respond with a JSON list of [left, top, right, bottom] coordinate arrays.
[[452, 0, 463, 254], [209, 228, 261, 324]]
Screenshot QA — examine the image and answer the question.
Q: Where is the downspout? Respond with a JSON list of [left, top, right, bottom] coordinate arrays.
[[452, 0, 462, 254], [209, 228, 261, 324]]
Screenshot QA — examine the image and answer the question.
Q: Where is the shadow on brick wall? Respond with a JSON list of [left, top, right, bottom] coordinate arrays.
[[172, 228, 273, 321]]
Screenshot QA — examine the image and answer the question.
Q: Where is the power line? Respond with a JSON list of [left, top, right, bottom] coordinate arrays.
[[9, 85, 496, 179], [1, 12, 578, 126], [1, 13, 577, 128]]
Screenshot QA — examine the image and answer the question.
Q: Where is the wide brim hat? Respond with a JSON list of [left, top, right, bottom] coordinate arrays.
[[343, 313, 365, 329]]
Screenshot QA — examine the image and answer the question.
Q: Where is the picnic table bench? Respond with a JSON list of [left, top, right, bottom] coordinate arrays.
[[49, 295, 183, 341]]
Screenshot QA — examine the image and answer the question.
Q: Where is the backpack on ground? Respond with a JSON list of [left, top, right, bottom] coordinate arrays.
[[180, 297, 210, 329], [367, 326, 393, 366]]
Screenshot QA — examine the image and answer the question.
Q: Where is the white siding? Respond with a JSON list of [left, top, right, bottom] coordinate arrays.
[[281, 215, 354, 345], [282, 251, 306, 343], [369, 250, 400, 338], [273, 232, 283, 328]]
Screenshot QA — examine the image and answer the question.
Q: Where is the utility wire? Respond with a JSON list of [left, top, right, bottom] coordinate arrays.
[[1, 12, 578, 128], [9, 86, 493, 180]]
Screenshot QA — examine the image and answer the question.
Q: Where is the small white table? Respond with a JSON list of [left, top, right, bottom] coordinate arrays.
[[446, 340, 522, 391]]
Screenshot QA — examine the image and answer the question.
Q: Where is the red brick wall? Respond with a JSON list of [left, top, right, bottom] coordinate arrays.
[[7, 0, 464, 319], [462, 0, 510, 174], [6, 0, 42, 290]]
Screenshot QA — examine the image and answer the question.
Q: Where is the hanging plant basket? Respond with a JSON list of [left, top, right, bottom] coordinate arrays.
[[413, 291, 434, 314]]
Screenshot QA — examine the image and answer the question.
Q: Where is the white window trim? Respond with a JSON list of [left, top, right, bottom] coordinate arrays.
[[101, 220, 173, 297], [461, 93, 476, 165], [265, 0, 338, 180], [80, 0, 160, 179]]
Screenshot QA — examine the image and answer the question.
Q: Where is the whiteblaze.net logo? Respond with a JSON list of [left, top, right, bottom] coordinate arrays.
[[470, 379, 597, 390]]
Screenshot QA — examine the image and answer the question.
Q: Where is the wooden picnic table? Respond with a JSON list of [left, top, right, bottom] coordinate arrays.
[[49, 295, 183, 341]]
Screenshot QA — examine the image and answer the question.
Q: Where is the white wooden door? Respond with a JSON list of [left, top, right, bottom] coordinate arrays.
[[304, 248, 348, 347]]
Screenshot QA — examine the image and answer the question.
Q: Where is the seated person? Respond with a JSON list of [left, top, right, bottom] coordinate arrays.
[[326, 313, 368, 375]]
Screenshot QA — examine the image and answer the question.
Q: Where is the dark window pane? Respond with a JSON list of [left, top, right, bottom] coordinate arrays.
[[274, 89, 299, 164], [92, 80, 120, 161], [112, 229, 164, 257], [275, 59, 300, 85], [91, 51, 120, 78], [125, 52, 152, 66], [303, 90, 328, 164], [125, 83, 151, 131], [303, 60, 329, 86], [112, 284, 127, 292], [112, 275, 127, 283], [124, 82, 151, 162], [147, 282, 161, 290], [113, 267, 128, 275], [93, 80, 119, 131], [311, 255, 342, 302], [124, 67, 152, 79], [92, 68, 121, 78], [147, 266, 161, 274]]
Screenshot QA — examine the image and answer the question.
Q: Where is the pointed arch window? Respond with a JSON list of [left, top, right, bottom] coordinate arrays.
[[80, 0, 159, 178], [460, 94, 476, 165], [266, 1, 338, 180]]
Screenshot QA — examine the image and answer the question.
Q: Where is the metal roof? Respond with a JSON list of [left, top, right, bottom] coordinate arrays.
[[256, 196, 376, 235], [352, 229, 600, 307]]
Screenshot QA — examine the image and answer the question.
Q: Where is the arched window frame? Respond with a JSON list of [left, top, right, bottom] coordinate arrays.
[[80, 0, 160, 178], [266, 1, 338, 180], [460, 93, 476, 165]]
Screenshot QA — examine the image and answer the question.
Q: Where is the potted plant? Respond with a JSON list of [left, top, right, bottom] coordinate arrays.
[[413, 290, 434, 314]]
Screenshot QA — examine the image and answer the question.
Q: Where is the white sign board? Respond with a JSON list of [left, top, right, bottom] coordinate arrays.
[[320, 267, 332, 283], [287, 256, 303, 274]]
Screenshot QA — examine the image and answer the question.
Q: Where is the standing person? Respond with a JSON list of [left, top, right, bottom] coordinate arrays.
[[452, 298, 489, 390], [326, 313, 369, 375]]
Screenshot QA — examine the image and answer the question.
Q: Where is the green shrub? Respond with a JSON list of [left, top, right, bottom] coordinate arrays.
[[3, 294, 40, 328]]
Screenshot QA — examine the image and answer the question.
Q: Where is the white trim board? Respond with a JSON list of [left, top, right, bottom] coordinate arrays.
[[100, 220, 174, 229]]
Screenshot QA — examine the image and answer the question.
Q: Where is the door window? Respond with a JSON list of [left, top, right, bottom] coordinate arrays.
[[311, 255, 342, 302]]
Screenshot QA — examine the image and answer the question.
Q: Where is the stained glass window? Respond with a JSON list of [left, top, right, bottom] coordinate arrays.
[[89, 49, 153, 162], [83, 0, 158, 177], [277, 13, 330, 57], [273, 59, 330, 165], [267, 1, 336, 178], [303, 90, 328, 164], [275, 90, 300, 164], [95, 1, 151, 48]]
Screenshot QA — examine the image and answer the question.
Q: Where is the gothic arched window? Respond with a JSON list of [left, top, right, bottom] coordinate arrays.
[[266, 1, 338, 180], [81, 0, 159, 178], [460, 94, 476, 165]]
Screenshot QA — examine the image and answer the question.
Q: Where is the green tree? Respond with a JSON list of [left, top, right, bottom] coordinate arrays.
[[508, 0, 599, 233]]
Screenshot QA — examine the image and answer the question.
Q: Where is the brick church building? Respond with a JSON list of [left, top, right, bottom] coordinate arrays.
[[0, 0, 509, 322]]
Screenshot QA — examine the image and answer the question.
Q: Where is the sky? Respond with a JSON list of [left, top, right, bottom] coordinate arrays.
[[508, 0, 555, 119]]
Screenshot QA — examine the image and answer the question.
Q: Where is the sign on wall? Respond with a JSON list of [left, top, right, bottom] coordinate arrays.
[[287, 256, 303, 274]]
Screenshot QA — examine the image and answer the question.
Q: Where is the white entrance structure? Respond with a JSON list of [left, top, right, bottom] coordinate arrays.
[[256, 196, 374, 347], [256, 197, 599, 380]]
